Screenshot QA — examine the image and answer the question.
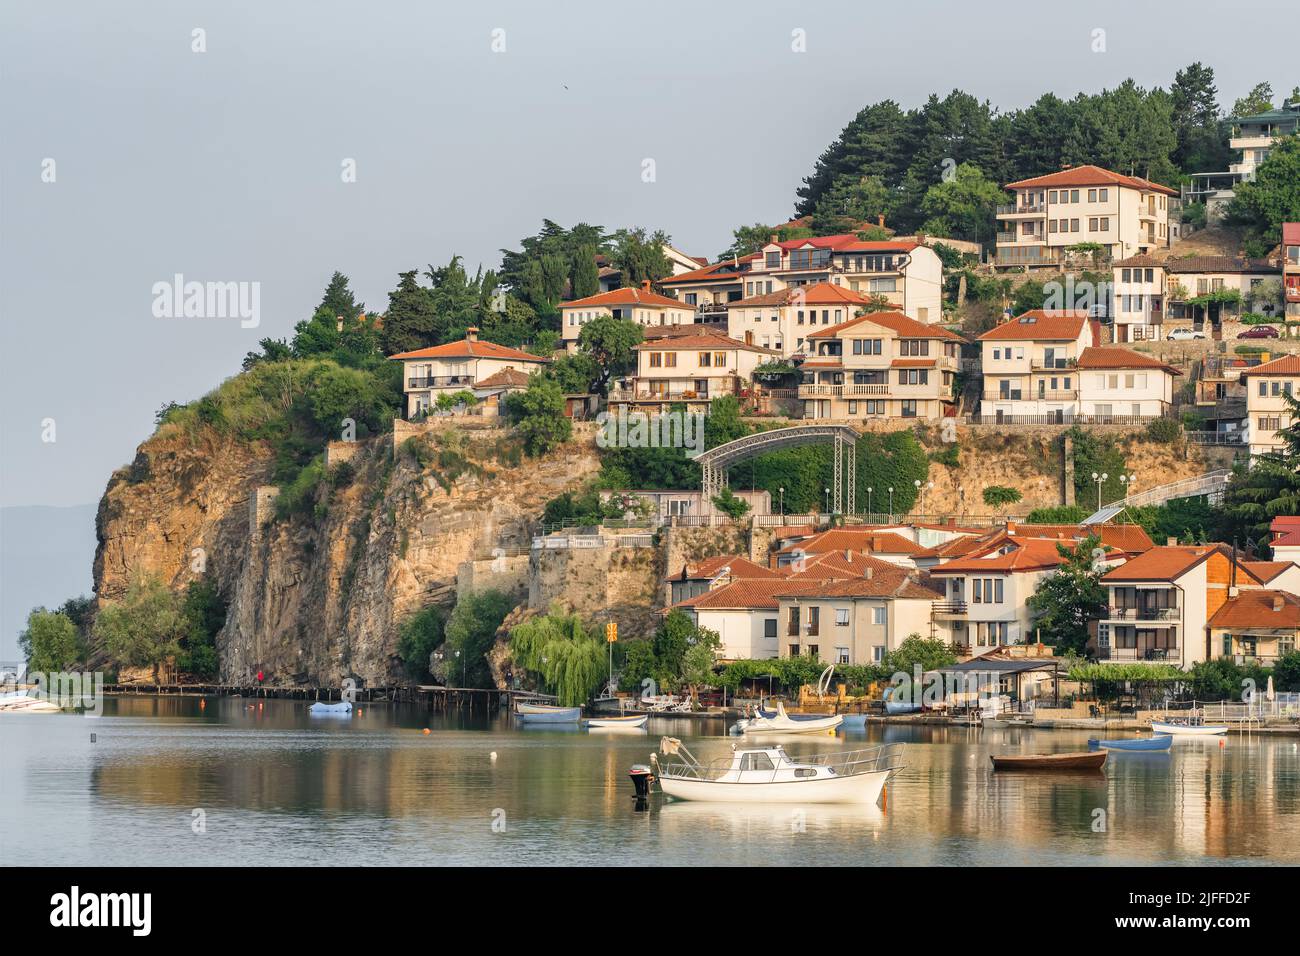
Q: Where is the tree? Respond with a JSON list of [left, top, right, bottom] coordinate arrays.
[[982, 485, 1022, 509], [305, 363, 388, 437], [680, 625, 723, 702], [379, 270, 439, 355], [398, 607, 445, 681], [1026, 536, 1107, 655], [1170, 62, 1229, 172], [882, 635, 957, 674], [652, 610, 696, 685], [570, 243, 600, 299], [504, 376, 572, 456], [509, 607, 606, 706], [94, 576, 188, 681], [1228, 136, 1300, 257], [499, 220, 607, 313], [577, 315, 643, 391], [918, 163, 1006, 242], [545, 352, 601, 394], [608, 227, 673, 289], [1230, 82, 1274, 119], [18, 608, 83, 673], [440, 589, 515, 688], [811, 174, 898, 235], [178, 577, 226, 678], [1219, 392, 1300, 552], [711, 487, 751, 519]]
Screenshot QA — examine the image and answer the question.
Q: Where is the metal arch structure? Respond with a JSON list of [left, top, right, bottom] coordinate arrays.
[[697, 424, 859, 514]]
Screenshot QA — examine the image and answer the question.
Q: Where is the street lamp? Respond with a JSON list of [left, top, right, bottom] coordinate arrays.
[[916, 479, 934, 515], [778, 486, 785, 518], [1118, 473, 1137, 500], [824, 486, 831, 515], [867, 486, 873, 516], [887, 486, 894, 519], [1092, 471, 1108, 510]]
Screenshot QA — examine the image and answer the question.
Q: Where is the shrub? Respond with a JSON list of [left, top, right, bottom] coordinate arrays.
[[711, 487, 751, 519], [982, 485, 1022, 508], [1145, 418, 1183, 443], [397, 607, 445, 681]]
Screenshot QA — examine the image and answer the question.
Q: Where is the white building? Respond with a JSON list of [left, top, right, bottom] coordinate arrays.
[[1076, 347, 1181, 420], [558, 281, 696, 350], [976, 311, 1096, 423]]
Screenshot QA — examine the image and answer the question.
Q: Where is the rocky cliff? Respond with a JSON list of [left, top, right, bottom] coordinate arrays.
[[93, 420, 600, 686]]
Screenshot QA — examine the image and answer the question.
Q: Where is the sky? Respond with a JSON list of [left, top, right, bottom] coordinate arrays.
[[0, 0, 1294, 512]]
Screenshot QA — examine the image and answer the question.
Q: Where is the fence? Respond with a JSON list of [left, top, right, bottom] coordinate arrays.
[[532, 533, 655, 550], [965, 413, 1169, 427], [1185, 431, 1245, 445]]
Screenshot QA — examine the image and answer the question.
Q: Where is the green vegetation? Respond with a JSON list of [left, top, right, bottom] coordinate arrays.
[[882, 635, 957, 674], [576, 315, 644, 393], [18, 607, 85, 673], [1066, 426, 1128, 506], [717, 658, 885, 696], [94, 575, 190, 681], [1229, 134, 1300, 258], [177, 577, 227, 678], [1026, 537, 1106, 655], [440, 589, 516, 688], [502, 376, 572, 456], [397, 606, 445, 681], [710, 487, 751, 519], [509, 606, 607, 706], [982, 485, 1022, 508], [1145, 418, 1183, 443], [1025, 504, 1089, 524], [1219, 393, 1300, 553]]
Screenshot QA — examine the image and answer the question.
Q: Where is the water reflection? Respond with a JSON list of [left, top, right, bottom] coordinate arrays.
[[1, 696, 1296, 866]]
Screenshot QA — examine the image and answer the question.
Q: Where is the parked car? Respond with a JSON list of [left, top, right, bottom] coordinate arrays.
[[1237, 325, 1279, 339], [1167, 327, 1206, 341]]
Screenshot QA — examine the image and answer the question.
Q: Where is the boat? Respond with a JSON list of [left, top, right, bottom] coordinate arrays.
[[650, 736, 904, 804], [308, 700, 352, 716], [883, 686, 921, 716], [1088, 735, 1172, 752], [756, 704, 834, 721], [514, 702, 582, 723], [738, 701, 842, 735], [586, 714, 648, 729], [0, 691, 60, 713], [990, 751, 1107, 771], [838, 713, 868, 730], [1150, 719, 1228, 736]]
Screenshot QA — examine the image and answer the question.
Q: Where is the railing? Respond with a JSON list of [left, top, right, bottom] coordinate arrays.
[[609, 389, 719, 401], [1185, 431, 1245, 445], [1030, 360, 1075, 372], [997, 204, 1045, 216], [799, 384, 890, 397], [408, 375, 475, 388], [1097, 645, 1178, 661], [932, 602, 968, 616], [657, 743, 906, 784], [1106, 607, 1180, 621], [982, 390, 1078, 402], [1118, 468, 1232, 508], [966, 413, 1168, 426]]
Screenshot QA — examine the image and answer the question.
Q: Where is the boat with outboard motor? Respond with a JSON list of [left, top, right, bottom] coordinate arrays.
[[1088, 735, 1172, 751], [650, 736, 904, 804], [1150, 718, 1228, 736], [735, 701, 842, 735]]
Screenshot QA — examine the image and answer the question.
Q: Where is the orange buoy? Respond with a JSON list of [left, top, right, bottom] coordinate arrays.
[[881, 785, 887, 811], [422, 728, 430, 735], [1220, 738, 1225, 748]]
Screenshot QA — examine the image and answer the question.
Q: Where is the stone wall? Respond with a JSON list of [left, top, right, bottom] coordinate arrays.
[[457, 554, 530, 603]]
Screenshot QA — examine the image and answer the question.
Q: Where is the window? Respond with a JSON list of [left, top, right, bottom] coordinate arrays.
[[807, 607, 820, 635], [1049, 190, 1058, 203], [765, 251, 781, 269], [789, 644, 800, 657], [787, 606, 800, 636], [1089, 218, 1098, 231], [1100, 188, 1109, 202], [698, 352, 711, 367], [848, 401, 857, 415], [865, 400, 885, 415], [1088, 189, 1097, 202], [835, 608, 849, 626], [873, 646, 885, 663], [900, 400, 918, 417], [797, 310, 805, 325], [741, 752, 775, 772], [714, 351, 726, 368], [1100, 217, 1110, 231], [1049, 220, 1058, 233], [899, 339, 930, 357], [1071, 218, 1080, 232], [763, 618, 777, 639], [649, 352, 662, 368], [835, 647, 850, 664], [1070, 190, 1080, 202], [873, 607, 887, 625], [664, 352, 676, 367]]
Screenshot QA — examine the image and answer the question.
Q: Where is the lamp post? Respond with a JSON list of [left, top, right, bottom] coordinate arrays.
[[824, 486, 831, 516], [916, 479, 933, 516], [867, 486, 873, 517], [1118, 473, 1137, 500], [957, 484, 965, 518], [778, 486, 785, 518], [887, 486, 894, 519], [1091, 471, 1108, 511]]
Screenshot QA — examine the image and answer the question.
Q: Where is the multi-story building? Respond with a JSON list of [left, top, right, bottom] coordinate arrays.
[[389, 328, 551, 418], [1096, 544, 1273, 669], [976, 311, 1096, 423], [775, 570, 949, 665], [1240, 354, 1300, 458], [1111, 255, 1166, 343], [558, 281, 696, 350], [658, 257, 756, 326], [995, 165, 1178, 269], [1112, 255, 1280, 341], [612, 331, 780, 413], [1183, 100, 1300, 218], [1284, 223, 1300, 320], [798, 311, 964, 421], [1208, 590, 1300, 667], [595, 244, 708, 292], [725, 282, 875, 357], [1076, 347, 1181, 420]]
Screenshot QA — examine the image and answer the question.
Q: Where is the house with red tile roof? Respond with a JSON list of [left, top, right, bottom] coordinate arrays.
[[976, 311, 1097, 423], [798, 310, 965, 422], [1208, 589, 1300, 667], [388, 328, 551, 418], [775, 528, 928, 569], [1242, 355, 1300, 458], [1270, 516, 1300, 564], [995, 165, 1177, 269], [1284, 223, 1300, 320], [613, 330, 780, 413], [1111, 256, 1278, 342], [558, 280, 697, 349], [664, 553, 783, 606], [724, 282, 877, 358], [1075, 346, 1182, 419]]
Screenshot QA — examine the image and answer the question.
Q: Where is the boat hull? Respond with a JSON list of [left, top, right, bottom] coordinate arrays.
[[308, 701, 352, 716], [658, 767, 891, 804], [587, 715, 648, 728], [1088, 736, 1172, 751], [743, 715, 843, 735], [516, 706, 582, 723], [990, 751, 1107, 771], [1150, 720, 1228, 736]]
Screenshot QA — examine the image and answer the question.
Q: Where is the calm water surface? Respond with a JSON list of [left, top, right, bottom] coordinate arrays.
[[2, 696, 1298, 866]]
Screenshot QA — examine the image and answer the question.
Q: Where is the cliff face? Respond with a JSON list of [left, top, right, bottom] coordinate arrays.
[[93, 421, 600, 686]]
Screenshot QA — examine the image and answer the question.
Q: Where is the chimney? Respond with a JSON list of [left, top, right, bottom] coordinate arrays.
[[770, 234, 778, 243], [336, 314, 345, 332], [864, 566, 873, 580], [1166, 536, 1178, 547], [466, 327, 479, 342], [845, 549, 853, 562], [641, 279, 652, 292], [1274, 596, 1284, 612], [1006, 520, 1017, 535]]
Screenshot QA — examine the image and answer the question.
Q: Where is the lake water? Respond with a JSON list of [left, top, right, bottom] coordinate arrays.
[[3, 696, 1298, 866]]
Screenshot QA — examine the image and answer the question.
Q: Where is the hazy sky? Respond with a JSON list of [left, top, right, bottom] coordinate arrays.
[[0, 0, 1292, 508]]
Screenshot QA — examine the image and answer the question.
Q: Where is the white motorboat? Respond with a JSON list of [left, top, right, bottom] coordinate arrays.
[[1150, 719, 1228, 736], [0, 691, 60, 713], [738, 701, 842, 735], [650, 737, 903, 805]]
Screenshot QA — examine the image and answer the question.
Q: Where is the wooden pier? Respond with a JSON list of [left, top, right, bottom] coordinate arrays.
[[103, 682, 554, 713]]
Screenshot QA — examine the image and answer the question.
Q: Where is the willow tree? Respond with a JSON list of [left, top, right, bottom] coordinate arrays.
[[509, 607, 605, 706]]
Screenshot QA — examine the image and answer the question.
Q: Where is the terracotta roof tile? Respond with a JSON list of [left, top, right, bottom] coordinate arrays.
[[778, 529, 926, 557], [674, 579, 822, 611], [473, 367, 533, 389], [978, 310, 1090, 342], [1208, 590, 1300, 629], [729, 282, 874, 309], [1005, 165, 1178, 197], [634, 333, 780, 354], [1076, 347, 1182, 375], [1243, 355, 1300, 377], [806, 310, 965, 342], [668, 555, 784, 582], [1101, 545, 1227, 582], [1241, 560, 1295, 584], [389, 337, 551, 363], [930, 536, 1071, 574]]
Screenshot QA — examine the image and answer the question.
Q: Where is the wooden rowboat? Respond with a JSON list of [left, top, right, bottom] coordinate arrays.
[[990, 751, 1107, 771], [586, 714, 649, 729], [1088, 735, 1172, 752]]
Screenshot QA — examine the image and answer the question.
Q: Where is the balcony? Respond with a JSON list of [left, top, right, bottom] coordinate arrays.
[[1096, 645, 1179, 662], [984, 390, 1077, 402], [1105, 607, 1180, 622], [408, 375, 475, 389], [996, 204, 1046, 217], [610, 388, 716, 403], [932, 601, 968, 618], [1030, 359, 1075, 372], [799, 383, 890, 398]]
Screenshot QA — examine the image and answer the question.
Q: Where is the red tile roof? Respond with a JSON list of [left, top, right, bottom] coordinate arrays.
[[1283, 223, 1300, 246], [634, 333, 780, 354], [1005, 165, 1179, 197], [929, 537, 1072, 574], [1076, 347, 1182, 375], [674, 579, 823, 611], [1015, 523, 1154, 554], [778, 529, 926, 557], [777, 571, 943, 601], [1241, 560, 1295, 584], [1271, 517, 1300, 547], [806, 310, 965, 341], [658, 260, 755, 285], [1100, 545, 1227, 582], [668, 555, 784, 582], [1208, 590, 1300, 629], [473, 367, 533, 389], [729, 282, 875, 309], [978, 310, 1090, 342], [389, 337, 551, 363], [561, 287, 690, 310], [784, 550, 902, 579], [1242, 355, 1300, 377]]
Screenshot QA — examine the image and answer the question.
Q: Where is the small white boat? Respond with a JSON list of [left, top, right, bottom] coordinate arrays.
[[651, 737, 903, 805], [308, 700, 352, 716], [586, 714, 649, 729], [738, 701, 842, 735], [515, 702, 582, 723], [1151, 719, 1228, 736]]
